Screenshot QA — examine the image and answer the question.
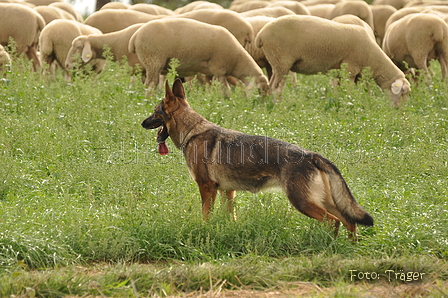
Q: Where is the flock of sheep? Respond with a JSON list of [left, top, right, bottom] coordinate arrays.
[[1, 0, 448, 106]]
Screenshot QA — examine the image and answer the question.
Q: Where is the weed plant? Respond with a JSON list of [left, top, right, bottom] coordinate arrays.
[[0, 58, 447, 296]]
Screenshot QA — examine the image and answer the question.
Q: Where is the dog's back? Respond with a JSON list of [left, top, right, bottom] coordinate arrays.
[[142, 79, 373, 240]]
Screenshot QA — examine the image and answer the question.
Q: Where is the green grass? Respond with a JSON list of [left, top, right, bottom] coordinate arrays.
[[0, 58, 447, 297]]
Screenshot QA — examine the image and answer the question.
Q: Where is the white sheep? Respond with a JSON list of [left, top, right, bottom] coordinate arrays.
[[267, 1, 311, 15], [403, 0, 448, 7], [256, 15, 411, 105], [34, 5, 76, 24], [372, 0, 410, 10], [331, 14, 375, 40], [99, 2, 131, 10], [24, 0, 62, 6], [39, 19, 104, 79], [329, 0, 375, 30], [385, 6, 448, 28], [128, 18, 269, 95], [240, 6, 296, 18], [176, 9, 255, 47], [384, 6, 423, 28], [301, 0, 340, 5], [128, 3, 175, 15], [65, 23, 144, 77], [371, 4, 397, 46], [0, 3, 46, 71], [49, 2, 84, 22], [0, 44, 11, 72], [230, 1, 269, 13], [306, 4, 335, 19], [175, 1, 224, 14], [84, 9, 163, 33], [245, 16, 275, 77], [382, 13, 448, 80]]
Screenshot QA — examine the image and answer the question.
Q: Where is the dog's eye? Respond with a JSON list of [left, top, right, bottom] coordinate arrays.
[[155, 104, 164, 114]]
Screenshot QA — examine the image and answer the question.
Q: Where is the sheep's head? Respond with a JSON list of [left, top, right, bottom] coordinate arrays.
[[389, 78, 411, 107], [243, 74, 269, 97], [65, 36, 94, 69]]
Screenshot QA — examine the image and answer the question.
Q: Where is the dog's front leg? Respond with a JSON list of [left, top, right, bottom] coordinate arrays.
[[198, 181, 218, 221]]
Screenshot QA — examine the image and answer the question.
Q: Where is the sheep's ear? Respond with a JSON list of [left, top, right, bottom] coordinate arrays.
[[391, 79, 403, 95], [81, 41, 93, 63], [172, 78, 186, 100]]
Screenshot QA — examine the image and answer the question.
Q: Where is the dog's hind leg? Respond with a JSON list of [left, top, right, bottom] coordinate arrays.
[[198, 181, 218, 221], [221, 190, 236, 220], [319, 171, 358, 240], [290, 198, 341, 237], [322, 203, 357, 240], [285, 173, 341, 237]]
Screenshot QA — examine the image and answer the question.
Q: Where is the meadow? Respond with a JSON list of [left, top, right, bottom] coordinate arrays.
[[0, 56, 447, 297]]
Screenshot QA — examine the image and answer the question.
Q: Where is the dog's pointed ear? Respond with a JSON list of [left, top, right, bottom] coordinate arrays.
[[172, 78, 186, 99], [164, 80, 174, 99]]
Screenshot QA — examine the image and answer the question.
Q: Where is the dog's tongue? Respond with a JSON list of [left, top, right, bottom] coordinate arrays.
[[157, 127, 169, 155], [158, 142, 169, 155]]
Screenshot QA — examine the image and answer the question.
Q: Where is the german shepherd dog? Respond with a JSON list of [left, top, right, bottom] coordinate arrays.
[[142, 79, 373, 240]]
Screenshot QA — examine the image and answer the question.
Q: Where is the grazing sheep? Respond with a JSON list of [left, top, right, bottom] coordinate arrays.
[[39, 19, 104, 79], [99, 2, 130, 10], [175, 1, 224, 13], [84, 9, 162, 33], [177, 9, 255, 47], [331, 14, 375, 40], [329, 0, 375, 30], [384, 6, 425, 28], [301, 0, 340, 5], [372, 0, 410, 10], [0, 3, 46, 70], [128, 3, 175, 15], [65, 23, 144, 77], [256, 15, 411, 105], [306, 4, 335, 19], [24, 0, 63, 6], [371, 4, 397, 45], [34, 5, 76, 24], [404, 0, 448, 7], [382, 13, 448, 80], [267, 1, 310, 15], [385, 6, 448, 28], [128, 18, 269, 95], [245, 16, 275, 77], [49, 2, 84, 22], [0, 44, 11, 72], [240, 6, 296, 18], [230, 0, 269, 13]]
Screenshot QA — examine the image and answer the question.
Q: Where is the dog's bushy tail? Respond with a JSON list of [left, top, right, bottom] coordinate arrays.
[[314, 155, 374, 227]]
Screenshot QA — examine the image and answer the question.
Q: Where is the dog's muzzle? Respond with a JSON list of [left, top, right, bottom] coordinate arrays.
[[141, 117, 163, 130], [157, 125, 169, 143]]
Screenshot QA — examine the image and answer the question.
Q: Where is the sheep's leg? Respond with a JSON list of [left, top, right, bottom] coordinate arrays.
[[215, 75, 232, 97], [269, 68, 289, 99], [143, 65, 164, 97], [439, 55, 447, 80], [26, 46, 40, 71], [413, 53, 429, 73], [144, 72, 160, 89], [413, 53, 433, 84]]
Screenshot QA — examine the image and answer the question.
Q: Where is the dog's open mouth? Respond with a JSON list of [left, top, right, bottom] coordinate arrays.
[[157, 125, 169, 155]]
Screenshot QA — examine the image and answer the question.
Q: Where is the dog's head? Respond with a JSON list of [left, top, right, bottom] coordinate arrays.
[[141, 78, 190, 154]]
